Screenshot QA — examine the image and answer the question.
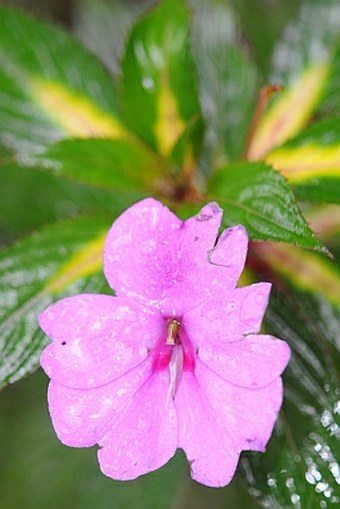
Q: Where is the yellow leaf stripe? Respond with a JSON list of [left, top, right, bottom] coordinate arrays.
[[255, 243, 340, 305], [248, 62, 329, 160], [266, 143, 340, 183], [46, 231, 107, 293], [0, 230, 108, 337], [32, 78, 125, 138], [155, 73, 185, 156]]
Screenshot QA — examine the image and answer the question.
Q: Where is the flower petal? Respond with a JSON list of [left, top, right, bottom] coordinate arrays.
[[198, 334, 290, 388], [209, 225, 248, 278], [47, 358, 153, 447], [104, 197, 181, 310], [104, 198, 247, 315], [196, 362, 284, 453], [97, 371, 177, 480], [175, 362, 284, 487], [175, 371, 240, 487], [183, 283, 272, 346], [39, 294, 161, 389]]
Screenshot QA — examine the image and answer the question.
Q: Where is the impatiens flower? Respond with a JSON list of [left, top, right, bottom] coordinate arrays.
[[39, 198, 290, 487]]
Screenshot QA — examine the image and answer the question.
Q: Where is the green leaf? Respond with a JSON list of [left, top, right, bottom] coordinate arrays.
[[247, 62, 329, 161], [0, 155, 141, 242], [190, 1, 257, 162], [121, 0, 200, 158], [230, 0, 300, 77], [295, 179, 340, 205], [264, 118, 340, 204], [248, 1, 340, 160], [169, 115, 204, 174], [318, 44, 340, 116], [0, 216, 114, 388], [0, 6, 125, 154], [30, 137, 169, 192], [241, 288, 340, 508], [208, 161, 325, 251], [270, 0, 340, 84]]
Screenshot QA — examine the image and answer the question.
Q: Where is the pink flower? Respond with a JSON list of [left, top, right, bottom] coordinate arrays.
[[39, 198, 290, 487]]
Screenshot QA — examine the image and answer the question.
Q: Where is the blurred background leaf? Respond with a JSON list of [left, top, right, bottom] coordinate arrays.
[[246, 0, 340, 161], [265, 118, 340, 204], [230, 0, 302, 78], [0, 153, 142, 243], [269, 0, 340, 84], [190, 0, 257, 165], [31, 137, 169, 192], [120, 0, 201, 158], [0, 5, 125, 154]]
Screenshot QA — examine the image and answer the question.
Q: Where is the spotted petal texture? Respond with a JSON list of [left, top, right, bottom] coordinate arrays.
[[98, 370, 177, 480], [47, 359, 154, 447], [40, 294, 162, 389], [39, 198, 290, 487]]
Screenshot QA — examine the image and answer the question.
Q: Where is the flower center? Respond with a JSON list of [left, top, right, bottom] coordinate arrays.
[[152, 317, 194, 398]]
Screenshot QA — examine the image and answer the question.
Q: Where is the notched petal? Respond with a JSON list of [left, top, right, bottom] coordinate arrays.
[[195, 202, 222, 223], [209, 225, 248, 269], [103, 197, 231, 315]]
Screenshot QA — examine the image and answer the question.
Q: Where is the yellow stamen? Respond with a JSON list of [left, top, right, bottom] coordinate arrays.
[[166, 319, 180, 345]]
